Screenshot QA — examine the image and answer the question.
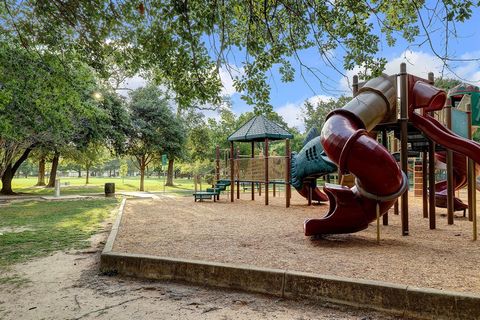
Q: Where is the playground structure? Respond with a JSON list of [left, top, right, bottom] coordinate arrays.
[[305, 74, 407, 235], [210, 115, 337, 208], [223, 114, 294, 207], [198, 63, 480, 241], [303, 65, 480, 238]]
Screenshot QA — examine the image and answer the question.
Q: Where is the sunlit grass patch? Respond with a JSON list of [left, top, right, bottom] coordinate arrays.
[[0, 199, 119, 267]]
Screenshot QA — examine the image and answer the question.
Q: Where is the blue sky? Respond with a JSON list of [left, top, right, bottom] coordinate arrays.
[[122, 4, 480, 132]]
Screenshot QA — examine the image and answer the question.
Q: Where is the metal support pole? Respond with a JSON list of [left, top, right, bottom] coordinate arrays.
[[285, 139, 291, 208], [422, 150, 429, 218], [230, 142, 234, 202], [400, 63, 409, 236], [445, 100, 454, 224], [251, 141, 255, 201], [265, 138, 269, 205]]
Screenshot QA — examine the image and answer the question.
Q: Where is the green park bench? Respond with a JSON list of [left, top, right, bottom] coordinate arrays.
[[193, 191, 219, 202], [193, 180, 231, 202]]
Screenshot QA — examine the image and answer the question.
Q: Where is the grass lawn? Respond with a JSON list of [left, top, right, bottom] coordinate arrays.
[[0, 199, 119, 268], [10, 176, 198, 196]]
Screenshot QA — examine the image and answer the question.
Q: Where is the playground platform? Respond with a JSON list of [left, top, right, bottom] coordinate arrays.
[[101, 193, 480, 319]]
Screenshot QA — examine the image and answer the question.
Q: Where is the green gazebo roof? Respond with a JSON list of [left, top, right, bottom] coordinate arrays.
[[227, 115, 294, 142]]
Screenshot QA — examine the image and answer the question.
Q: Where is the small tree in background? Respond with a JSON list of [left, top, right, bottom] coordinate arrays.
[[301, 96, 352, 133]]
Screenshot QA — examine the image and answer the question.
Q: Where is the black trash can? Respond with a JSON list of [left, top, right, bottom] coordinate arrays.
[[104, 183, 115, 197]]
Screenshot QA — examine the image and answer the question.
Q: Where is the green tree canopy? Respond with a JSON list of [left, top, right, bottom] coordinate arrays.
[[1, 1, 476, 109], [301, 96, 352, 132], [0, 43, 100, 192], [434, 78, 463, 91], [126, 85, 185, 191]]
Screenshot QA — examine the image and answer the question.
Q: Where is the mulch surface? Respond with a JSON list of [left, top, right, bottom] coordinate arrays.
[[113, 190, 480, 294]]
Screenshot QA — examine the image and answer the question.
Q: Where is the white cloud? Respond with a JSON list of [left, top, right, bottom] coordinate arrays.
[[276, 94, 334, 133], [340, 50, 480, 91], [219, 66, 243, 96], [117, 75, 148, 97]]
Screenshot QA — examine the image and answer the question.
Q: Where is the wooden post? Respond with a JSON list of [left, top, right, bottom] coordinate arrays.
[[215, 145, 220, 182], [285, 138, 291, 208], [230, 141, 234, 202], [251, 141, 255, 201], [445, 99, 454, 224], [353, 75, 359, 96], [467, 103, 474, 222], [381, 130, 389, 226], [393, 138, 399, 215], [236, 146, 240, 200], [376, 202, 381, 243], [265, 138, 269, 205], [400, 63, 409, 236], [422, 150, 429, 218], [466, 102, 477, 239], [308, 182, 312, 206], [428, 138, 436, 229], [273, 183, 276, 197], [427, 72, 436, 229]]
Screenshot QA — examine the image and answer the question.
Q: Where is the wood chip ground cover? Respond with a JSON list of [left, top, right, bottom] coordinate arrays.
[[113, 192, 480, 294]]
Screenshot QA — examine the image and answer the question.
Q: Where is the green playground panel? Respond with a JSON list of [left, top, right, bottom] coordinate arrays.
[[452, 108, 468, 138], [472, 93, 480, 126]]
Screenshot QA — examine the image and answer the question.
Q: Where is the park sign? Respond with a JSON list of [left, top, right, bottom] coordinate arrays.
[[162, 154, 168, 166]]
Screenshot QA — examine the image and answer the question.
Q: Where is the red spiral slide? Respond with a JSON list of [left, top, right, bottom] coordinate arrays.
[[434, 152, 468, 211], [304, 75, 406, 235]]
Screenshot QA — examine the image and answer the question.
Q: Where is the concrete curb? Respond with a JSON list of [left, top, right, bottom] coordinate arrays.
[[103, 198, 126, 253], [101, 199, 480, 320]]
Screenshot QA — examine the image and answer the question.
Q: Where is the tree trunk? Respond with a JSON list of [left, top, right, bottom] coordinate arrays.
[[86, 164, 90, 184], [166, 159, 174, 186], [36, 156, 46, 186], [139, 156, 146, 191], [78, 168, 81, 178], [1, 146, 34, 195], [1, 165, 15, 195], [46, 152, 60, 188]]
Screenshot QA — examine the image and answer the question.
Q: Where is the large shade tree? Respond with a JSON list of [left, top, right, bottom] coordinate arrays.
[[0, 44, 103, 194], [0, 1, 476, 110], [126, 85, 185, 191], [0, 42, 130, 194]]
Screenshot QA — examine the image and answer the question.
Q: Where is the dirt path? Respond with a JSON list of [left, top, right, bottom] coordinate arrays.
[[0, 216, 406, 319]]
